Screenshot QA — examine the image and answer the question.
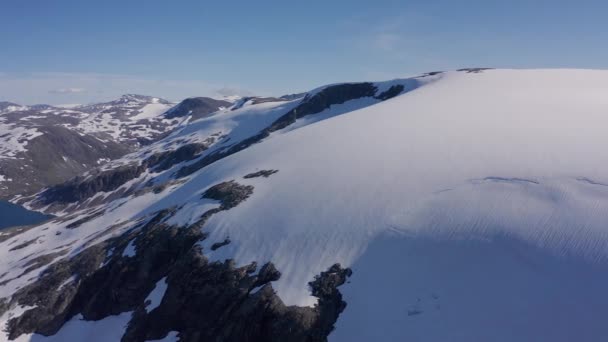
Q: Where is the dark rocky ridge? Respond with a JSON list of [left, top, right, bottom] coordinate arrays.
[[457, 67, 494, 73], [144, 142, 211, 172], [38, 163, 147, 204], [202, 180, 254, 210], [279, 92, 306, 101], [164, 97, 231, 121], [376, 85, 405, 101], [2, 179, 351, 341], [177, 82, 403, 178], [266, 83, 377, 132], [244, 169, 279, 179]]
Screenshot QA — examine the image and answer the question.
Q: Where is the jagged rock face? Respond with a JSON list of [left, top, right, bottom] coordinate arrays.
[[1, 180, 351, 341], [164, 97, 231, 121]]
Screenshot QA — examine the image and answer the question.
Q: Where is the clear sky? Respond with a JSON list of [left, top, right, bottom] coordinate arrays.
[[2, 0, 608, 104]]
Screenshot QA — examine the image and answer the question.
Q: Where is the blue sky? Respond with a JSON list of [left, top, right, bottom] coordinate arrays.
[[1, 0, 608, 104]]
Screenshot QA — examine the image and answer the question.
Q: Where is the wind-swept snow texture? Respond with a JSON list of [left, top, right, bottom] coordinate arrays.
[[3, 69, 608, 341]]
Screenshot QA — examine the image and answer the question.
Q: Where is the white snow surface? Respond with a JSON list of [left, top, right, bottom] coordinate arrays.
[[122, 239, 137, 257], [194, 69, 608, 305], [130, 103, 172, 121], [4, 69, 608, 341], [144, 277, 168, 313]]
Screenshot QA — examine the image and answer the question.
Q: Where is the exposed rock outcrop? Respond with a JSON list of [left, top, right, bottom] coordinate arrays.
[[144, 142, 210, 172], [457, 67, 494, 73], [164, 97, 231, 121], [2, 180, 351, 342], [244, 169, 279, 179], [38, 163, 147, 204], [202, 181, 254, 210]]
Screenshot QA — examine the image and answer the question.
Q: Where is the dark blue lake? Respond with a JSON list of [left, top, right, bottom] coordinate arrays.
[[0, 200, 53, 230]]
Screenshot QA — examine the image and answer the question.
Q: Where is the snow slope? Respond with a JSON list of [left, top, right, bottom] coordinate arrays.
[[3, 69, 608, 341]]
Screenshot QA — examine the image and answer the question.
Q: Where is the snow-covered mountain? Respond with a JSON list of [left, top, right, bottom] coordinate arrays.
[[68, 94, 177, 144], [0, 95, 229, 200], [3, 69, 608, 341]]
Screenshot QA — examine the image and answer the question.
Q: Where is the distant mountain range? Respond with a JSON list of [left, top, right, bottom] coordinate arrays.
[[0, 95, 231, 199]]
